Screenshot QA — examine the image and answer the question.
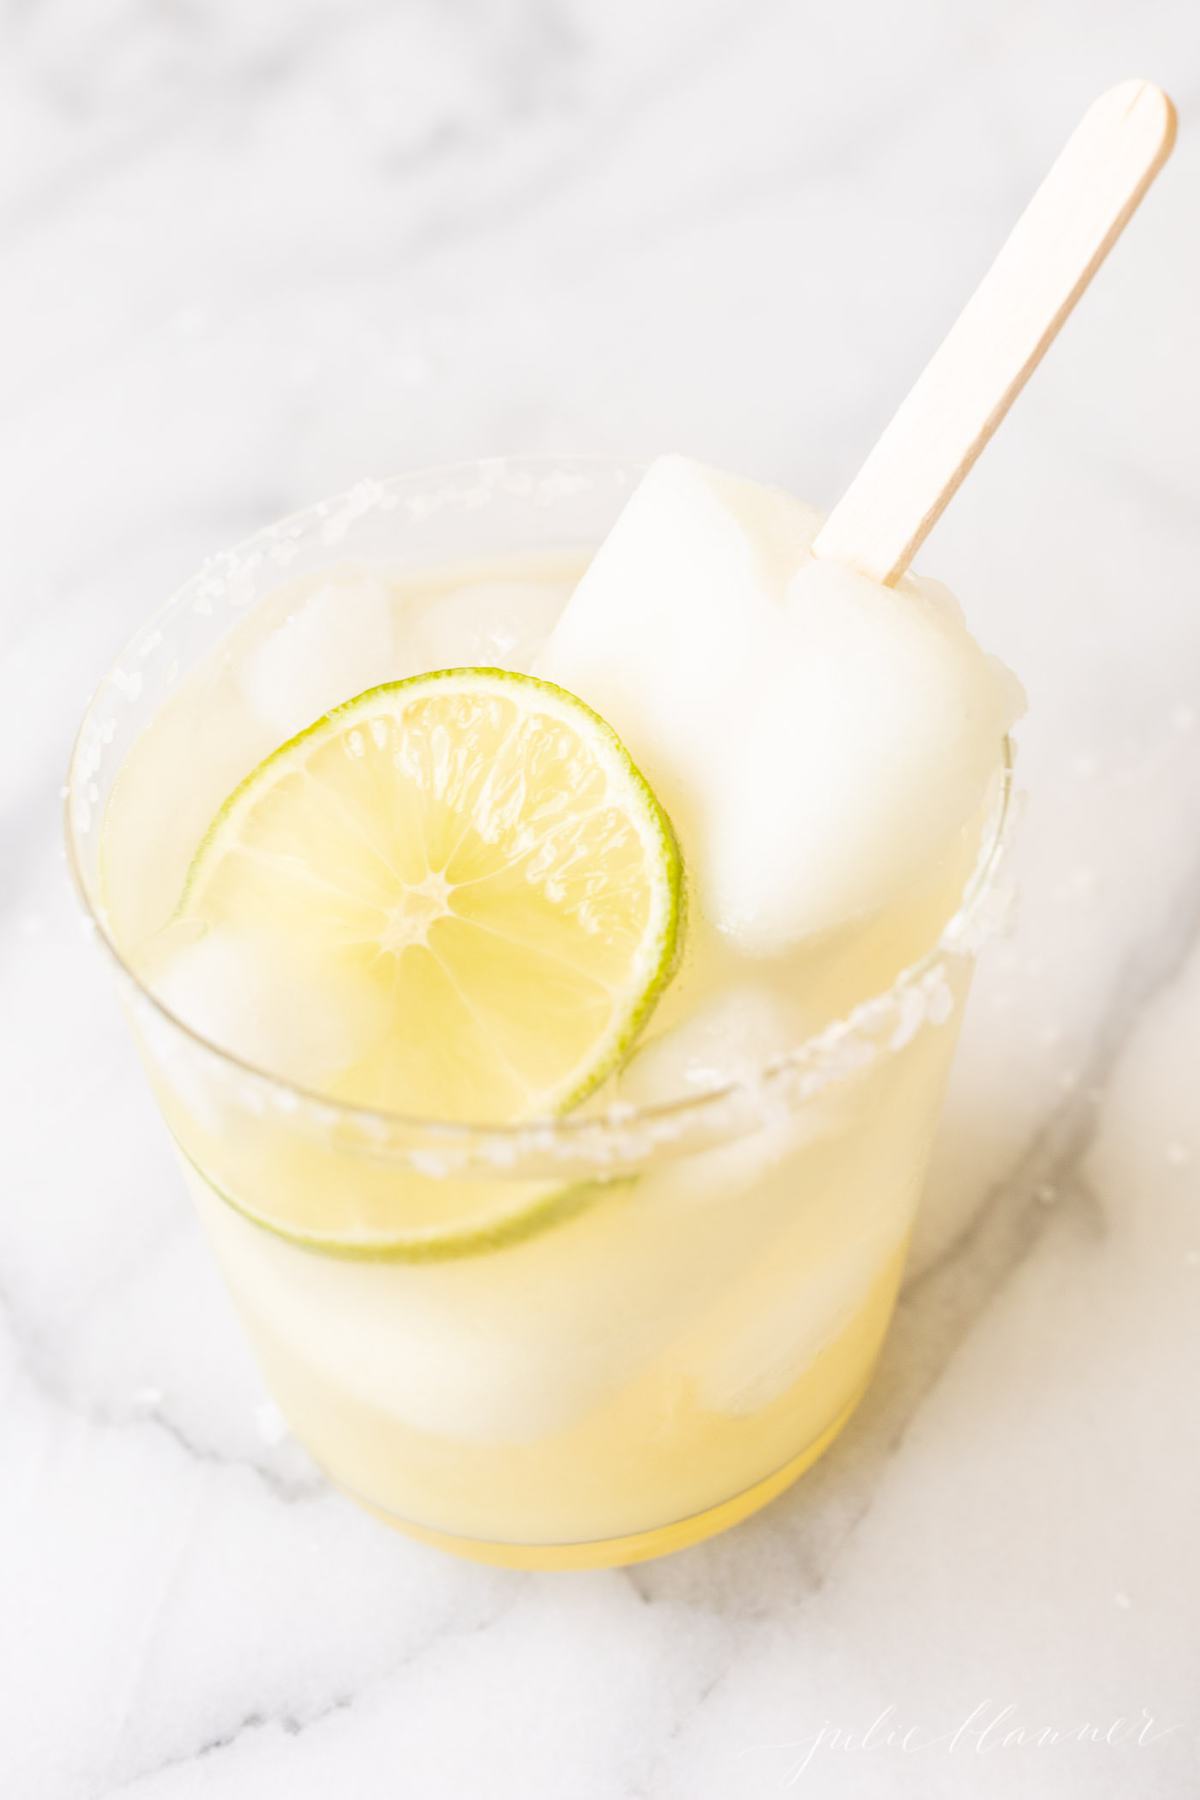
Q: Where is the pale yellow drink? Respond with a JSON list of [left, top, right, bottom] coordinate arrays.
[[70, 459, 1013, 1568]]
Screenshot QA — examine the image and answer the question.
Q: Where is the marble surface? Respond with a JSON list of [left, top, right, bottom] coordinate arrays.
[[3, 3, 1200, 1795]]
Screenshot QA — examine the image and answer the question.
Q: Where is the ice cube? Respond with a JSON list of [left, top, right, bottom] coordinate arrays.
[[538, 455, 1022, 951], [618, 982, 805, 1106], [687, 1228, 895, 1416], [398, 578, 570, 676], [237, 568, 397, 741], [198, 1114, 822, 1444], [197, 1174, 679, 1444], [144, 922, 391, 1090]]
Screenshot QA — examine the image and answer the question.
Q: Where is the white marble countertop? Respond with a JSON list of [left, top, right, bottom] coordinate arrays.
[[3, 4, 1200, 1796]]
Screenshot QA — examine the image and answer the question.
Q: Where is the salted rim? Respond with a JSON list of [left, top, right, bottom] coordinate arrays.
[[64, 455, 1016, 1172]]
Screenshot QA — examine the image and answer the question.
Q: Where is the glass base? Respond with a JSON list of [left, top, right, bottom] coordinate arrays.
[[340, 1382, 868, 1570]]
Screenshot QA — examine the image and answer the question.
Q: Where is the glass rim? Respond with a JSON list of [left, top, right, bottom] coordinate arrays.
[[64, 454, 1017, 1167]]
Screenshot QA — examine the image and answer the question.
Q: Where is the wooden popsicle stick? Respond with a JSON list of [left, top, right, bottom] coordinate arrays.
[[813, 80, 1176, 586]]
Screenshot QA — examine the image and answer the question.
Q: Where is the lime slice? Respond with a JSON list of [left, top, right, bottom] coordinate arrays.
[[172, 1132, 628, 1264], [182, 666, 682, 1138]]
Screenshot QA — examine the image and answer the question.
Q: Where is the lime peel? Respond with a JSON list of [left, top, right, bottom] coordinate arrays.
[[172, 1133, 630, 1263]]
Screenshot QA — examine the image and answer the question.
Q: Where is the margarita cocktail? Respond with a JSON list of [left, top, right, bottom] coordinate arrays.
[[68, 456, 1017, 1567]]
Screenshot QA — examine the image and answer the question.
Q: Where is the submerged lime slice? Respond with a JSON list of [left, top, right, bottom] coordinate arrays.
[[173, 1133, 626, 1264], [174, 668, 682, 1256]]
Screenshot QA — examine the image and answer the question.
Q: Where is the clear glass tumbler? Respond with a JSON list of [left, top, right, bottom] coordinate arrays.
[[66, 458, 1012, 1569]]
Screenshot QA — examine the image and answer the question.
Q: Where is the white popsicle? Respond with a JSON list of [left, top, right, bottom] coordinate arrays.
[[538, 455, 1021, 951]]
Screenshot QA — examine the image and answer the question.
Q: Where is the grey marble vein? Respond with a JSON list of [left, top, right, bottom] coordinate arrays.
[[0, 1263, 325, 1506]]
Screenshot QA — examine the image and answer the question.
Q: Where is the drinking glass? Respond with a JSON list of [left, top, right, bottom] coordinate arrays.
[[66, 457, 1012, 1569]]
